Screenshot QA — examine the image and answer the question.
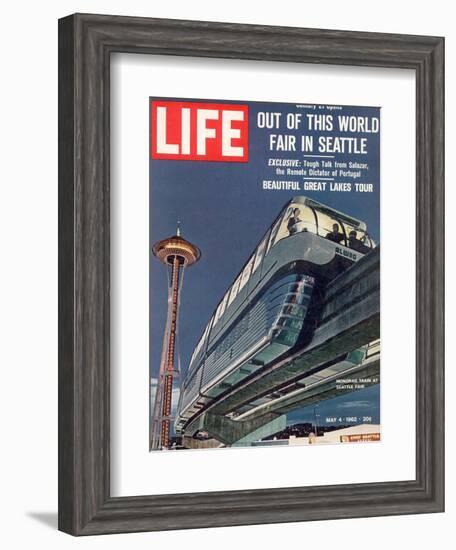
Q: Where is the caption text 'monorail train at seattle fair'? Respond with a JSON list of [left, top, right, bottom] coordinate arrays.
[[175, 196, 379, 444]]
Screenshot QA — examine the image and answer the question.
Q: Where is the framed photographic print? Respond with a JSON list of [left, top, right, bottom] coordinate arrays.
[[58, 13, 444, 535]]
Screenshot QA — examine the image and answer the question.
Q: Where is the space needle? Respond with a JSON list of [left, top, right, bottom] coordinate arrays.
[[150, 224, 201, 450]]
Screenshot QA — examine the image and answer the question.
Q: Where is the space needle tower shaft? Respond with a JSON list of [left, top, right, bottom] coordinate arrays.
[[151, 225, 200, 450]]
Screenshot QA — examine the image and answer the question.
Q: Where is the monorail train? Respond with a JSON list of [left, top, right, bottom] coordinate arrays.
[[175, 196, 376, 435]]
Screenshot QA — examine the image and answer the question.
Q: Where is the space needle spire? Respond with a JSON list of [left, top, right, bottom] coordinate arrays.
[[150, 225, 201, 450]]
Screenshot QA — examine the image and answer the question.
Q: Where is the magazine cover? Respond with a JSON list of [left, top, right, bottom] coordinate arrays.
[[149, 98, 380, 451]]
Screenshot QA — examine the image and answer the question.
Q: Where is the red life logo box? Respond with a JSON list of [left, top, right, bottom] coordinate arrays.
[[150, 100, 249, 162]]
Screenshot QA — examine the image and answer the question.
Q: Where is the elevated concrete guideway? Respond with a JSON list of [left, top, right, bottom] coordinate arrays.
[[236, 354, 380, 422], [183, 247, 380, 446]]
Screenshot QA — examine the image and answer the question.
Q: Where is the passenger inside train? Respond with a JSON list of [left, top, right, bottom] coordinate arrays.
[[348, 230, 371, 254], [325, 223, 345, 244], [284, 201, 375, 253], [287, 207, 302, 235]]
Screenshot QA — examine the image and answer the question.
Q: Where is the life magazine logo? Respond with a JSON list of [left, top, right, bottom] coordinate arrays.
[[150, 100, 249, 162]]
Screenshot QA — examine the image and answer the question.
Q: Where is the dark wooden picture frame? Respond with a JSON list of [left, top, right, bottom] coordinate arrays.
[[58, 13, 444, 536]]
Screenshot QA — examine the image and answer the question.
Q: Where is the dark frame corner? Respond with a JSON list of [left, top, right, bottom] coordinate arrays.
[[58, 13, 444, 536]]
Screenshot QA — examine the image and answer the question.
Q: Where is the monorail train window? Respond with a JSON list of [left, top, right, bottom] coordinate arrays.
[[266, 216, 282, 254], [189, 333, 205, 367], [284, 204, 317, 237], [239, 255, 255, 291], [214, 290, 230, 326], [343, 224, 375, 253], [315, 209, 347, 244], [220, 290, 230, 314], [282, 304, 306, 318], [314, 209, 375, 252], [346, 227, 375, 254], [269, 203, 318, 249], [252, 234, 268, 273], [228, 273, 242, 306], [214, 301, 224, 325], [189, 316, 213, 366]]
